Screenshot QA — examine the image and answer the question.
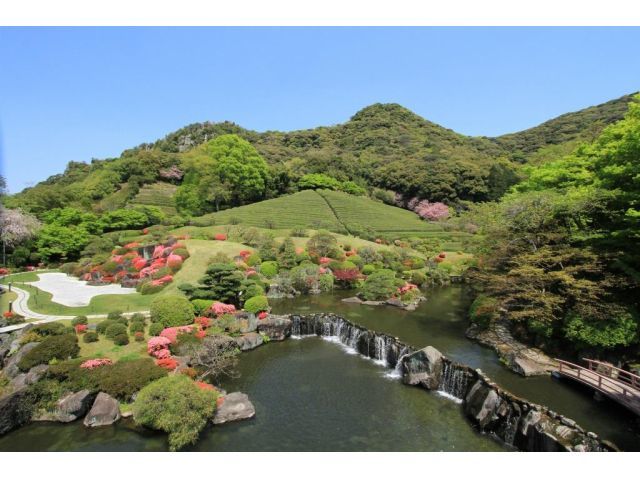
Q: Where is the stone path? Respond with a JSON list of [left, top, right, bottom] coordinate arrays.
[[0, 285, 148, 334]]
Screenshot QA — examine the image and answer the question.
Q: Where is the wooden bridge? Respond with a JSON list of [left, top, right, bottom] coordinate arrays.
[[555, 358, 640, 416]]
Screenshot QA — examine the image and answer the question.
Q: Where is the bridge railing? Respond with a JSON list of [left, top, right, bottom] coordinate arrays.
[[556, 359, 640, 403], [584, 358, 640, 391]]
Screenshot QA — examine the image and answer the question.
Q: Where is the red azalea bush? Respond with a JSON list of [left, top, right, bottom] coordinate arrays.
[[74, 324, 88, 334], [0, 268, 10, 275], [333, 268, 360, 283], [438, 252, 446, 259], [397, 283, 418, 295], [239, 250, 252, 259], [167, 254, 183, 269], [434, 256, 444, 263], [319, 257, 332, 265], [134, 331, 145, 342], [124, 242, 140, 249], [80, 358, 113, 369], [257, 311, 268, 320], [196, 381, 215, 391], [156, 357, 179, 371], [195, 316, 211, 329], [3, 311, 13, 318], [214, 233, 227, 241]]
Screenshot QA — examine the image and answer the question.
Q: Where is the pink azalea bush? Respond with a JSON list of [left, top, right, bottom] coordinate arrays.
[[147, 336, 172, 359], [80, 358, 113, 369], [159, 326, 193, 344], [210, 302, 236, 317]]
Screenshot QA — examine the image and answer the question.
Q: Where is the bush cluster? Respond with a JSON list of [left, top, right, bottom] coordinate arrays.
[[150, 295, 194, 327], [18, 334, 80, 371]]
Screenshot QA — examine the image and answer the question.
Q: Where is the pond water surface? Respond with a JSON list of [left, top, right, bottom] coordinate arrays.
[[1, 286, 638, 451]]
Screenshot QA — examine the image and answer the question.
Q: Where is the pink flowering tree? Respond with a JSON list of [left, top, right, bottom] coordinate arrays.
[[413, 200, 450, 221]]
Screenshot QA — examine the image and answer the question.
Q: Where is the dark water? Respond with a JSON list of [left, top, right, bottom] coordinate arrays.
[[1, 286, 638, 451], [271, 287, 640, 451], [0, 338, 502, 452]]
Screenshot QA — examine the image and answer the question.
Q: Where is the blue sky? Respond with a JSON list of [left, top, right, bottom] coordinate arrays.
[[1, 27, 639, 193]]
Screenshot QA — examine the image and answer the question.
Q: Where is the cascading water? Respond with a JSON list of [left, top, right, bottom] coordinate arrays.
[[438, 362, 469, 402], [373, 335, 389, 366]]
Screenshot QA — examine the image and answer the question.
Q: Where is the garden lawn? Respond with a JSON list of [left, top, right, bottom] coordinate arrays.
[[0, 290, 17, 313]]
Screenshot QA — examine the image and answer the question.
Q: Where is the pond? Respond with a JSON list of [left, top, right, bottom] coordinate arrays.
[[0, 337, 502, 452], [271, 287, 640, 451], [1, 286, 638, 451]]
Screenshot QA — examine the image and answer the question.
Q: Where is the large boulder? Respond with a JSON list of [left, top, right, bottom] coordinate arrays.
[[236, 313, 258, 334], [257, 315, 292, 341], [212, 392, 255, 425], [3, 342, 40, 378], [341, 296, 362, 304], [401, 346, 443, 390], [0, 388, 33, 435], [235, 332, 264, 351], [52, 390, 96, 423], [83, 392, 121, 427], [464, 380, 501, 428]]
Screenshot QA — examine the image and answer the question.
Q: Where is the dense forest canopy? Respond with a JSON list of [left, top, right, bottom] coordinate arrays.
[[464, 94, 640, 358]]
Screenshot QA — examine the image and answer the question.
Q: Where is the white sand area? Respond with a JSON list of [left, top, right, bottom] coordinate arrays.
[[27, 272, 136, 307]]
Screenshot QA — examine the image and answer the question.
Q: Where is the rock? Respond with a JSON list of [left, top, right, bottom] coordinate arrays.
[[236, 313, 258, 333], [9, 364, 48, 390], [3, 342, 40, 378], [401, 346, 443, 390], [212, 392, 255, 425], [341, 296, 362, 304], [235, 332, 264, 351], [56, 390, 96, 422], [257, 315, 292, 341], [0, 388, 33, 435], [464, 381, 501, 428], [403, 303, 418, 311], [83, 392, 121, 427], [121, 410, 133, 418], [385, 298, 404, 308], [362, 300, 385, 306]]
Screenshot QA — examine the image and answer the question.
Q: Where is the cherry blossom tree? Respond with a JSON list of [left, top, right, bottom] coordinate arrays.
[[0, 206, 41, 264]]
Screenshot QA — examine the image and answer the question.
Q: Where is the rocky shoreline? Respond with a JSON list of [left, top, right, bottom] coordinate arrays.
[[466, 319, 558, 376]]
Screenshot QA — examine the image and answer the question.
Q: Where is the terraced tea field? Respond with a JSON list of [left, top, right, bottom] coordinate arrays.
[[130, 182, 178, 215], [190, 189, 471, 249]]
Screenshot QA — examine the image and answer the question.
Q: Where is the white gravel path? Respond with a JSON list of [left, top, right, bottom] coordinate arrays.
[[27, 272, 136, 307]]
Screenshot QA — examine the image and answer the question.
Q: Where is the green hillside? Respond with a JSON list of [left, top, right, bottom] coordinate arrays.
[[6, 94, 635, 218]]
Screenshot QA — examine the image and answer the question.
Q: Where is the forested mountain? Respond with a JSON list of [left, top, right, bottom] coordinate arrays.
[[4, 93, 635, 218]]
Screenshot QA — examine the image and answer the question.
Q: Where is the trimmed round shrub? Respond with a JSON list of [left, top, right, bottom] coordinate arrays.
[[244, 295, 269, 314], [150, 295, 194, 327], [140, 282, 166, 295], [96, 320, 116, 335], [129, 313, 147, 324], [31, 322, 71, 337], [172, 248, 190, 260], [129, 321, 145, 335], [149, 322, 164, 337], [71, 315, 88, 327], [132, 375, 218, 451], [259, 261, 278, 278], [83, 332, 99, 343], [362, 264, 376, 275], [18, 334, 79, 371], [114, 333, 130, 346], [242, 281, 264, 299], [191, 299, 214, 316], [360, 269, 397, 301], [105, 323, 127, 340], [107, 311, 124, 320]]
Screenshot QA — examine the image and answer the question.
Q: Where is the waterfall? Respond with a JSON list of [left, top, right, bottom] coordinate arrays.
[[502, 408, 520, 446], [385, 345, 410, 379], [373, 335, 389, 366], [437, 362, 469, 402]]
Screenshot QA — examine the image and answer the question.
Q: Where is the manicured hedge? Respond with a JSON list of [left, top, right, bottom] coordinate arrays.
[[18, 334, 79, 371], [105, 323, 127, 340], [83, 332, 99, 343], [244, 295, 269, 314], [150, 295, 194, 327]]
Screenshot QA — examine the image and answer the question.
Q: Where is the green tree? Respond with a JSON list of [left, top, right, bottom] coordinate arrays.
[[360, 269, 397, 301], [277, 237, 298, 269], [132, 375, 218, 451], [195, 263, 245, 305]]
